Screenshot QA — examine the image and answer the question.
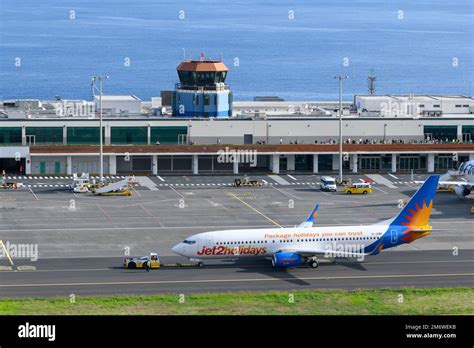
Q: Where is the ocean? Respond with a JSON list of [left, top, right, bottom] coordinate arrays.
[[0, 0, 472, 101]]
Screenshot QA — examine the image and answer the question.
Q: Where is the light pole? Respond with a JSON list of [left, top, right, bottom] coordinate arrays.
[[91, 75, 109, 183], [334, 75, 348, 183]]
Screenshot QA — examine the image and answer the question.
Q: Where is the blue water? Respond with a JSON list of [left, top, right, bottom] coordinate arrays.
[[0, 0, 472, 101]]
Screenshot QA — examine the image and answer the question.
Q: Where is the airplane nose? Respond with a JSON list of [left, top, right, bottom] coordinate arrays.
[[172, 244, 182, 255]]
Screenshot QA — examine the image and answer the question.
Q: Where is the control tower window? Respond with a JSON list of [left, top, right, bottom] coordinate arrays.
[[178, 71, 200, 86], [178, 69, 227, 87], [218, 71, 227, 83], [196, 72, 216, 86]]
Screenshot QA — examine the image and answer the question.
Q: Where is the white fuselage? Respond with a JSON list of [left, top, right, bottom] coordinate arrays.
[[172, 224, 388, 260], [458, 161, 474, 183]]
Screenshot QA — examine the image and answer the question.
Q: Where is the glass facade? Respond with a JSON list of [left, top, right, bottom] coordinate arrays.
[[0, 127, 22, 145], [110, 127, 147, 145], [151, 126, 187, 144], [26, 127, 63, 145], [318, 155, 333, 171], [359, 155, 381, 172], [397, 154, 427, 173], [435, 155, 455, 171], [423, 125, 457, 141], [67, 127, 102, 145], [295, 155, 313, 171], [462, 126, 474, 142]]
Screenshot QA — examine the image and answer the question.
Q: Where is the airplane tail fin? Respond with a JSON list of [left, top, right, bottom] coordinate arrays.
[[306, 204, 319, 224], [297, 204, 319, 228], [390, 175, 439, 231]]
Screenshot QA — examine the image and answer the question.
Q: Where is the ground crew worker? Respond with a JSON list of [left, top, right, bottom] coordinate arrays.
[[145, 259, 150, 272]]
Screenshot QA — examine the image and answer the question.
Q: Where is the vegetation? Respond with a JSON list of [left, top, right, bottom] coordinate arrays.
[[1, 288, 472, 315]]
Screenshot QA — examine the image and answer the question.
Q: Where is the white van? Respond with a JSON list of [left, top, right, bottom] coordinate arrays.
[[320, 176, 337, 192]]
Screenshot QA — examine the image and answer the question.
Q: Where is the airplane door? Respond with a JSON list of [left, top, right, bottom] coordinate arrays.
[[198, 235, 213, 250], [206, 235, 214, 248], [390, 229, 398, 245]]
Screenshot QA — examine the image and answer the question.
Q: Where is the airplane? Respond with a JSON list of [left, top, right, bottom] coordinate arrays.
[[435, 160, 474, 198], [172, 175, 439, 268]]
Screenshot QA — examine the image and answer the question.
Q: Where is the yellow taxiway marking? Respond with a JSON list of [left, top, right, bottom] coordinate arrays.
[[0, 240, 14, 266], [130, 185, 142, 197], [1, 273, 473, 288], [15, 265, 37, 271], [228, 192, 282, 228]]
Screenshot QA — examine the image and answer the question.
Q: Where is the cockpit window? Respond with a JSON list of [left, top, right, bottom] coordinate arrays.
[[183, 240, 196, 245]]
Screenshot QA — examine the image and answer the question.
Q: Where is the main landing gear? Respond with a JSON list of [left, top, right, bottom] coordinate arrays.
[[308, 258, 319, 269]]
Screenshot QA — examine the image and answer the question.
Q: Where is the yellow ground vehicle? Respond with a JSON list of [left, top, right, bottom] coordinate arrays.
[[94, 188, 132, 196], [437, 185, 454, 193], [124, 253, 161, 269], [0, 182, 17, 189], [92, 177, 135, 196], [123, 252, 199, 269], [470, 206, 474, 214], [233, 178, 262, 187], [344, 182, 372, 195]]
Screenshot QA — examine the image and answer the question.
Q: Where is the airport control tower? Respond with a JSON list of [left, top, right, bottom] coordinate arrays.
[[172, 58, 232, 117]]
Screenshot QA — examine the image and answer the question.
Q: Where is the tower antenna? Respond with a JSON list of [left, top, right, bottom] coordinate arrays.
[[368, 68, 376, 95]]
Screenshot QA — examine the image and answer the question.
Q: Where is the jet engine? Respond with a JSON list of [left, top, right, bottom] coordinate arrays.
[[453, 185, 471, 197], [272, 252, 303, 267]]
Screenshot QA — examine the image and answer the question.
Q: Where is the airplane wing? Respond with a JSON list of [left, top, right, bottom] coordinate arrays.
[[438, 181, 474, 186], [296, 204, 319, 228], [415, 180, 474, 186], [277, 246, 368, 258]]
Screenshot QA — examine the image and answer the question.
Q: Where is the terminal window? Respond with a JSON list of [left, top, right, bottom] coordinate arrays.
[[26, 127, 63, 145], [424, 125, 457, 141], [67, 127, 102, 145], [151, 126, 187, 145], [0, 127, 22, 144], [111, 127, 147, 145]]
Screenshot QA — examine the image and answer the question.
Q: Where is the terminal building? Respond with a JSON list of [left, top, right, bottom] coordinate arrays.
[[0, 59, 473, 176]]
